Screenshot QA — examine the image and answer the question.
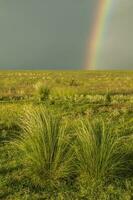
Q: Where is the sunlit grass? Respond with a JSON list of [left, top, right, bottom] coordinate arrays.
[[0, 70, 133, 199], [75, 118, 133, 182], [14, 106, 75, 187]]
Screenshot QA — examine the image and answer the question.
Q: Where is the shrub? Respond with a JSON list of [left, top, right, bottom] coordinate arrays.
[[75, 118, 132, 182], [35, 82, 50, 101], [69, 79, 79, 86], [105, 92, 111, 103], [14, 107, 75, 187]]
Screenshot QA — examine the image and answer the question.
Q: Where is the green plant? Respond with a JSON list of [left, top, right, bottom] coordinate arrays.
[[75, 118, 132, 182], [69, 79, 79, 86], [105, 92, 111, 103], [35, 82, 50, 101], [14, 106, 75, 187]]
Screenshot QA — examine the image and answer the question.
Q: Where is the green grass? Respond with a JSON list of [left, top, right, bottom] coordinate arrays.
[[75, 118, 133, 181], [14, 106, 75, 187], [0, 70, 133, 199], [0, 70, 133, 99]]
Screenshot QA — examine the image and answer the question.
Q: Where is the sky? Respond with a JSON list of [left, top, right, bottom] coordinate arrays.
[[0, 0, 133, 70]]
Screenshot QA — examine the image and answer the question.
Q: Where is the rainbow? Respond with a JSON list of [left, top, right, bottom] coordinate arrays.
[[85, 0, 114, 69]]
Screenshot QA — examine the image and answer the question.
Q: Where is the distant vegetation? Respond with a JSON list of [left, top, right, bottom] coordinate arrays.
[[0, 71, 133, 199]]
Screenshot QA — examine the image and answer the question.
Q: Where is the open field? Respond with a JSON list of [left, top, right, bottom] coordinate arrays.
[[0, 71, 133, 200]]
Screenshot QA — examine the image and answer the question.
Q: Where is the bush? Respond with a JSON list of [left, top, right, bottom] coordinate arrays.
[[14, 107, 75, 187], [75, 118, 132, 183], [13, 108, 133, 192], [35, 82, 50, 101], [105, 92, 111, 103], [69, 79, 79, 86]]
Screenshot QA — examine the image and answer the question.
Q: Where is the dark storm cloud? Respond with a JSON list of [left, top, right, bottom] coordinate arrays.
[[0, 0, 132, 69], [0, 0, 97, 69], [98, 0, 133, 69]]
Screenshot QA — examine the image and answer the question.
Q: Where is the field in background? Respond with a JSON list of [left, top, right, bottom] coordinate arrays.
[[0, 71, 133, 98], [0, 71, 133, 200]]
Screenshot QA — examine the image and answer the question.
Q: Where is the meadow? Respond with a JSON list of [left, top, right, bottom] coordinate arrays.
[[0, 70, 133, 200]]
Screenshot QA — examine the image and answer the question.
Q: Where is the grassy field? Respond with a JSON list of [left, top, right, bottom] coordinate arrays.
[[0, 70, 133, 200]]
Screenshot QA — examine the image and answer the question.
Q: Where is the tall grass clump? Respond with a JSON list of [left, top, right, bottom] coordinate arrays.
[[35, 82, 50, 101], [75, 118, 132, 183], [14, 106, 75, 187], [105, 91, 111, 104]]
